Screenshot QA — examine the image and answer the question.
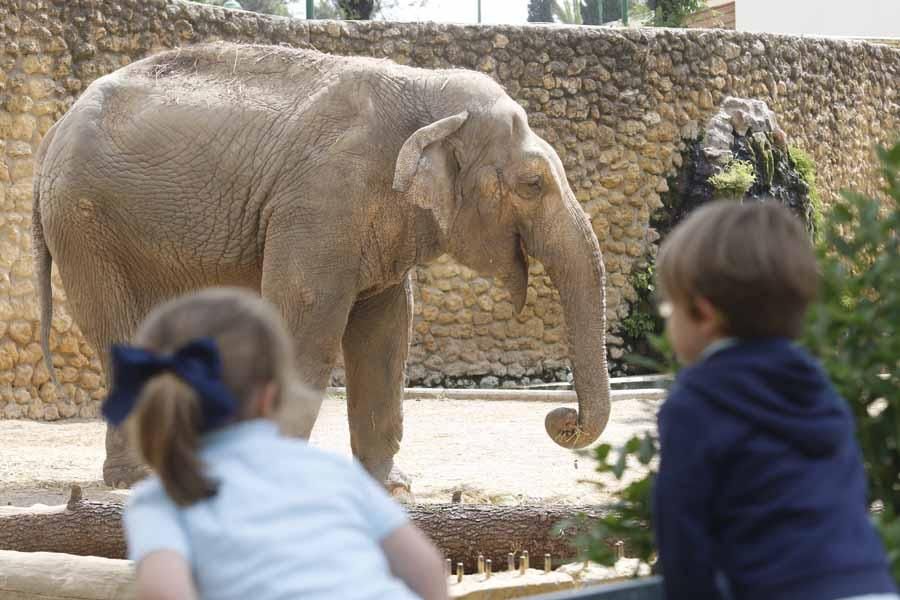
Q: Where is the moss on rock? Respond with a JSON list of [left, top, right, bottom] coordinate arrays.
[[708, 159, 757, 197], [788, 146, 824, 238]]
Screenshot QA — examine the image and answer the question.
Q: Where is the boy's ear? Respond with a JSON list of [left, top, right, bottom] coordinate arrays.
[[694, 296, 727, 331]]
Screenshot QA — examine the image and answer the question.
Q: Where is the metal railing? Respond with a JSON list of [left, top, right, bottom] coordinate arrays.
[[529, 576, 664, 600]]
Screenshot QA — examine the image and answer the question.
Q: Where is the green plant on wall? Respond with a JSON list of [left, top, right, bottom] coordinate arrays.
[[750, 132, 775, 188], [708, 159, 756, 198], [789, 145, 825, 239], [619, 263, 656, 338]]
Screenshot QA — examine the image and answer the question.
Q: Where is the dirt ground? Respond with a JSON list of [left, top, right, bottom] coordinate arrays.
[[0, 397, 659, 508]]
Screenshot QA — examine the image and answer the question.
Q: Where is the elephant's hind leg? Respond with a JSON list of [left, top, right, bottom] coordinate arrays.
[[56, 255, 156, 488], [342, 274, 413, 495]]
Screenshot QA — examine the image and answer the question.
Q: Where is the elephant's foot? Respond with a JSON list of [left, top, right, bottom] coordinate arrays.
[[102, 459, 150, 489], [369, 459, 413, 502], [385, 466, 413, 500]]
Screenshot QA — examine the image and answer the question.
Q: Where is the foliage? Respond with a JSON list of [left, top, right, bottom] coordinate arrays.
[[876, 512, 900, 583], [564, 432, 659, 571], [789, 145, 824, 238], [560, 334, 675, 573], [528, 0, 585, 24], [196, 0, 290, 16], [313, 0, 342, 18], [336, 0, 376, 19], [620, 310, 658, 342], [578, 0, 601, 24], [531, 1, 661, 26], [651, 0, 705, 27], [802, 140, 900, 580], [567, 141, 900, 584], [617, 262, 666, 366], [310, 0, 428, 20], [708, 159, 756, 197], [628, 1, 654, 22], [553, 0, 583, 24], [527, 0, 554, 22]]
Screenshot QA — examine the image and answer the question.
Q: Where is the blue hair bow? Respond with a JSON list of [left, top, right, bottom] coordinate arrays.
[[102, 337, 239, 432]]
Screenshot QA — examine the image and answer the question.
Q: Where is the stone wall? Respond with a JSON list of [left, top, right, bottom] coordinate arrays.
[[0, 0, 897, 419]]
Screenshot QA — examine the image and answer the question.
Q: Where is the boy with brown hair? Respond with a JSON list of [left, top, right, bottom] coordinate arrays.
[[652, 200, 897, 600]]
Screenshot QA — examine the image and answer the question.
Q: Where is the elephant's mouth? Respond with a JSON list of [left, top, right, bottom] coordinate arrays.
[[510, 234, 529, 314]]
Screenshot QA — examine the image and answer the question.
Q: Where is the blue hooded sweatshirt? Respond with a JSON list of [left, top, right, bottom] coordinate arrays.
[[653, 337, 896, 600]]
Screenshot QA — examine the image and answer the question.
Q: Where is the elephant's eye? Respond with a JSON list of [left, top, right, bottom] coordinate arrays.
[[516, 175, 543, 200]]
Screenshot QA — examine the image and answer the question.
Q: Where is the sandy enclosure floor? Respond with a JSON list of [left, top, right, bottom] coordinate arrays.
[[0, 397, 659, 507]]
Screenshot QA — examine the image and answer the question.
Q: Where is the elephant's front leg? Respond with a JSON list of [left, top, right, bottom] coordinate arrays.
[[342, 274, 414, 496]]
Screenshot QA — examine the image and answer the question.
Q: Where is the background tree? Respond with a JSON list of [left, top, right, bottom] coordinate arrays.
[[312, 0, 342, 18], [580, 0, 623, 24], [651, 0, 704, 26], [527, 0, 554, 22], [580, 0, 599, 24], [336, 0, 376, 18], [553, 0, 583, 24], [197, 0, 290, 16]]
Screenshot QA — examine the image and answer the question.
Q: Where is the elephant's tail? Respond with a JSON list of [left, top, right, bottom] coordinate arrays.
[[31, 130, 62, 395]]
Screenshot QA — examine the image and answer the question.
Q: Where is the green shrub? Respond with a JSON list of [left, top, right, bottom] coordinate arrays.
[[569, 140, 900, 582], [708, 159, 757, 197], [801, 140, 900, 580], [559, 334, 674, 574]]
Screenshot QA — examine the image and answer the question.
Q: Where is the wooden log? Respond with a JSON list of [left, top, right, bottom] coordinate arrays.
[[412, 503, 605, 573], [0, 486, 607, 573], [0, 550, 134, 600]]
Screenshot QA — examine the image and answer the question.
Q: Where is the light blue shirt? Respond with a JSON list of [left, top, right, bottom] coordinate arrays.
[[123, 419, 419, 600]]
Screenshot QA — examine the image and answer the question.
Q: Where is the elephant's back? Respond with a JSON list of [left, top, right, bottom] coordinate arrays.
[[101, 42, 378, 111]]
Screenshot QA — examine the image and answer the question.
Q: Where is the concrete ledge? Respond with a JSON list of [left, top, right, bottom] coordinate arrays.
[[0, 550, 648, 600], [326, 387, 667, 402]]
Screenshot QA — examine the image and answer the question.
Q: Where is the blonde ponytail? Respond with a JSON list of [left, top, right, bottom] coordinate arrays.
[[110, 287, 310, 506], [128, 373, 217, 506]]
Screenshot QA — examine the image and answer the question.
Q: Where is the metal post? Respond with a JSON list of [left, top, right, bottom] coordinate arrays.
[[306, 0, 314, 19], [598, 0, 604, 24], [621, 0, 628, 25], [477, 0, 481, 23]]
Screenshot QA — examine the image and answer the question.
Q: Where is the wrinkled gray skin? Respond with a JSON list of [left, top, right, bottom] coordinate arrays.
[[33, 42, 610, 490]]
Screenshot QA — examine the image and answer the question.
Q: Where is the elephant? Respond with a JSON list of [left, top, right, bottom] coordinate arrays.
[[32, 41, 611, 491]]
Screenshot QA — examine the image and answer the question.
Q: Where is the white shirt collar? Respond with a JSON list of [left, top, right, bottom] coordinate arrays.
[[697, 337, 739, 363]]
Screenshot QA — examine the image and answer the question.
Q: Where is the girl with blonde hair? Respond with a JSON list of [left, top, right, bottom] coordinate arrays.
[[104, 287, 446, 600]]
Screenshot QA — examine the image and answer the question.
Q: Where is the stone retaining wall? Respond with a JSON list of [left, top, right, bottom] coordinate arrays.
[[0, 0, 897, 419]]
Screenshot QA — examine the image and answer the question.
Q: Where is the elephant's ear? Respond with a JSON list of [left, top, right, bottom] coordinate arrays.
[[392, 111, 469, 237], [392, 111, 468, 192]]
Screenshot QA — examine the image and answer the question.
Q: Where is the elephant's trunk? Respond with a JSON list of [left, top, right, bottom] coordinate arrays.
[[532, 195, 611, 449]]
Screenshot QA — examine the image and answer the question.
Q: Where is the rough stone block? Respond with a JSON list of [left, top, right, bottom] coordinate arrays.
[[3, 401, 23, 418], [80, 371, 101, 391], [58, 335, 80, 355], [492, 302, 513, 320], [13, 364, 33, 387], [0, 341, 19, 371]]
